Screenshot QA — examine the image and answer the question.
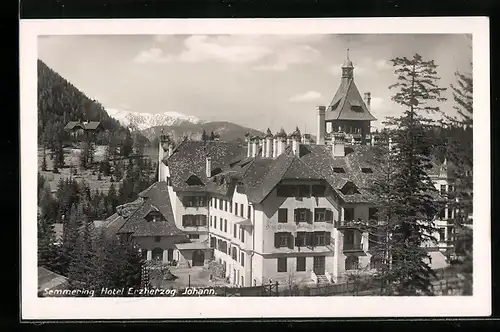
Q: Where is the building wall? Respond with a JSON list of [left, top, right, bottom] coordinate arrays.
[[260, 181, 339, 254], [133, 234, 188, 263], [174, 192, 209, 242]]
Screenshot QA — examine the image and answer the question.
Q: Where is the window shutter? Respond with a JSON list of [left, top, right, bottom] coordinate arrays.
[[294, 209, 298, 222], [274, 233, 280, 248], [288, 234, 294, 249], [326, 232, 331, 245], [325, 209, 333, 222], [306, 233, 312, 246], [307, 209, 312, 223]]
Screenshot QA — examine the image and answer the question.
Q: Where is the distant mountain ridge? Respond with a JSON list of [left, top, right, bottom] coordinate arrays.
[[106, 109, 204, 131], [106, 108, 264, 144], [141, 121, 265, 144]]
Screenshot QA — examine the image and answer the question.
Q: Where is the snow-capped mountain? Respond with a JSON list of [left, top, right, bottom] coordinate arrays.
[[106, 108, 204, 131]]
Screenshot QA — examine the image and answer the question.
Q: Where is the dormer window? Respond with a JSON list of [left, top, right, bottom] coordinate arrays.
[[146, 211, 165, 222], [333, 167, 345, 173], [341, 182, 360, 195], [211, 168, 222, 177], [361, 167, 373, 173], [186, 175, 204, 186]]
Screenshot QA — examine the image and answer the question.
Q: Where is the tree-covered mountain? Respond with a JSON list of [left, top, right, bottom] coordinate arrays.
[[37, 60, 145, 148]]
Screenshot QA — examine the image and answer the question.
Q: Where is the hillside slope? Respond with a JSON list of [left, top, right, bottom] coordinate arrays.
[[37, 60, 136, 146]]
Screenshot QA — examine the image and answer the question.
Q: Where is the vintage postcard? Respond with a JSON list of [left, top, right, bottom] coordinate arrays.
[[20, 17, 490, 319]]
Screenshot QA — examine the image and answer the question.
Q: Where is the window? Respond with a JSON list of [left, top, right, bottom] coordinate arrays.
[[278, 208, 288, 223], [210, 216, 213, 227], [297, 185, 310, 197], [361, 167, 373, 173], [166, 176, 172, 186], [274, 232, 293, 248], [182, 215, 207, 227], [219, 199, 223, 210], [234, 203, 238, 216], [210, 236, 216, 248], [370, 256, 382, 270], [333, 167, 345, 173], [188, 234, 200, 239], [186, 175, 204, 186], [152, 248, 164, 261], [447, 207, 454, 219], [448, 185, 454, 193], [369, 208, 378, 221], [341, 182, 359, 195], [248, 205, 252, 219], [232, 247, 238, 260], [240, 204, 244, 217], [297, 257, 306, 272], [224, 200, 228, 212], [438, 208, 445, 219], [294, 208, 311, 223], [154, 236, 161, 242], [345, 256, 359, 270], [241, 228, 245, 243], [438, 228, 446, 242], [440, 185, 446, 195], [214, 217, 217, 229], [344, 208, 355, 221], [295, 232, 307, 247], [316, 232, 326, 246], [241, 252, 245, 267], [233, 224, 237, 238], [312, 184, 326, 197], [277, 257, 287, 272], [220, 218, 223, 231], [224, 219, 228, 233], [314, 208, 326, 222], [214, 199, 218, 210], [210, 199, 212, 207], [229, 201, 233, 213]]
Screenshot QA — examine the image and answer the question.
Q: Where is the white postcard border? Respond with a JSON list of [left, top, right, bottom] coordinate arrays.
[[20, 17, 490, 319]]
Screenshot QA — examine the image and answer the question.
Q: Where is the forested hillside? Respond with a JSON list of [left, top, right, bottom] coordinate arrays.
[[37, 59, 145, 148]]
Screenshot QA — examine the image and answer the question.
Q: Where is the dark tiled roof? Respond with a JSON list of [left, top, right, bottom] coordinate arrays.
[[164, 141, 245, 193], [326, 78, 377, 121], [100, 213, 127, 237], [116, 182, 187, 237], [64, 121, 101, 131]]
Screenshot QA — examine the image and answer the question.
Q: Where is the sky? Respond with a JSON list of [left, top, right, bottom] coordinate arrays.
[[38, 34, 472, 133]]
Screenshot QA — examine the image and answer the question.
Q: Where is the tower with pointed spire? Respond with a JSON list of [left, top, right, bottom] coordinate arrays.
[[316, 50, 377, 146]]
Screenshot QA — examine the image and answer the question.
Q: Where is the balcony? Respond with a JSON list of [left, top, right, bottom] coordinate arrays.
[[335, 219, 367, 230], [343, 243, 363, 253]]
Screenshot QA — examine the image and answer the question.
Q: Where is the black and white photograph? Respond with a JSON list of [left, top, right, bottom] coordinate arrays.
[[21, 18, 490, 319]]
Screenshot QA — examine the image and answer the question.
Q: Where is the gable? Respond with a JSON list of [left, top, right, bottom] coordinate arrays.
[[186, 174, 204, 186], [340, 181, 360, 195]]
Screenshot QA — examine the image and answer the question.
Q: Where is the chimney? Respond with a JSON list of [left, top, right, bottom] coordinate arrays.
[[316, 106, 326, 145], [265, 130, 273, 158], [272, 137, 278, 158], [206, 157, 212, 178], [261, 138, 266, 158], [246, 136, 251, 158], [292, 139, 299, 155], [278, 136, 286, 156], [251, 137, 259, 158], [364, 92, 371, 110], [332, 133, 346, 157], [159, 133, 170, 182]]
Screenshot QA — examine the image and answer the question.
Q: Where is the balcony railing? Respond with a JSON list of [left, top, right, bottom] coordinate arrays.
[[343, 243, 363, 252], [335, 219, 366, 229]]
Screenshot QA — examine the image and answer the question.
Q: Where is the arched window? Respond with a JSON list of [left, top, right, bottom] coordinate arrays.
[[345, 256, 359, 270], [152, 248, 164, 261]]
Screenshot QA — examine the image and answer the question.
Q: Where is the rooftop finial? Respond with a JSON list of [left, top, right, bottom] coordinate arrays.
[[347, 48, 350, 60]]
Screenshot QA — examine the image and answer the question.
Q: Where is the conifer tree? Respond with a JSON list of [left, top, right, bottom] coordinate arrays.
[[37, 212, 58, 270], [201, 129, 208, 141], [372, 53, 447, 295], [41, 148, 48, 171], [68, 218, 95, 291]]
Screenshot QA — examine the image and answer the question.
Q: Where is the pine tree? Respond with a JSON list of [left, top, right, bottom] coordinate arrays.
[[68, 218, 95, 291], [201, 129, 208, 141], [107, 183, 117, 212], [209, 131, 216, 140], [37, 212, 58, 270], [376, 53, 447, 295], [122, 130, 134, 157]]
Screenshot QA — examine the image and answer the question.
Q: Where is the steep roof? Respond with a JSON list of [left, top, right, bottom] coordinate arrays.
[[110, 182, 187, 237], [64, 121, 101, 131], [326, 78, 377, 121], [164, 141, 246, 193]]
